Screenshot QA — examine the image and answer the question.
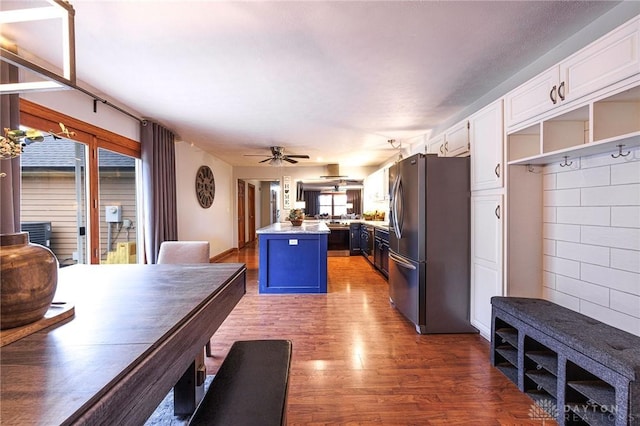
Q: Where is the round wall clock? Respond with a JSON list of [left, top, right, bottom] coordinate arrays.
[[195, 165, 215, 208]]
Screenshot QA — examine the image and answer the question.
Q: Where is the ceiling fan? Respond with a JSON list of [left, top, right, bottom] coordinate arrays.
[[244, 146, 310, 165]]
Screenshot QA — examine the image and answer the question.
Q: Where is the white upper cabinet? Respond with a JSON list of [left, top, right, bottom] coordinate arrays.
[[425, 121, 469, 157], [506, 15, 640, 129], [505, 67, 559, 128], [365, 168, 389, 202], [470, 99, 504, 191], [426, 133, 445, 156], [560, 16, 639, 103], [444, 120, 470, 157]]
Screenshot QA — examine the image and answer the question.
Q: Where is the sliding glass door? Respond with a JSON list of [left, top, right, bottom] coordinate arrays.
[[20, 135, 89, 266], [98, 148, 138, 264]]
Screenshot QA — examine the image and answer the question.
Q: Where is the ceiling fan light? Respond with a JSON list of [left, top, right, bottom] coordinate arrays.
[[269, 157, 282, 166]]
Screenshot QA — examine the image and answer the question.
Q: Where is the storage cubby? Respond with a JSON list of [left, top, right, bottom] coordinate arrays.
[[542, 106, 590, 153], [565, 361, 617, 426], [593, 85, 640, 142], [507, 124, 540, 162], [507, 83, 640, 166], [525, 337, 559, 406], [493, 317, 519, 386]]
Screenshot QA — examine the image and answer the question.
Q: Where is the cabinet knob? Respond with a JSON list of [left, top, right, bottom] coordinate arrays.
[[444, 141, 449, 153], [495, 205, 501, 219], [549, 85, 557, 104], [494, 164, 500, 178]]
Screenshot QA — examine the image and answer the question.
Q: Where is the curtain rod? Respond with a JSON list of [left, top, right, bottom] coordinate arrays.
[[72, 83, 148, 126], [1, 47, 147, 125]]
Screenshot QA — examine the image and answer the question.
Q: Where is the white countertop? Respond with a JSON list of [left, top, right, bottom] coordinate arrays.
[[304, 219, 389, 229], [256, 221, 330, 234]]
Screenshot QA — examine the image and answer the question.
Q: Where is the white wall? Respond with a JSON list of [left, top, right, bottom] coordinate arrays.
[[541, 146, 640, 335], [22, 88, 140, 142], [175, 142, 234, 257]]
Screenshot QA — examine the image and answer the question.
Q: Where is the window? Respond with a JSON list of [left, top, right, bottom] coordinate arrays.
[[21, 136, 88, 266], [19, 99, 141, 265], [318, 193, 347, 217]]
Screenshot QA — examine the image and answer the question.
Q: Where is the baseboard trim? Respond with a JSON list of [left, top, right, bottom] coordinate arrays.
[[210, 248, 237, 263]]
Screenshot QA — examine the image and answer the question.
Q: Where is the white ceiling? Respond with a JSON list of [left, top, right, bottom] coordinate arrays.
[[4, 1, 625, 168]]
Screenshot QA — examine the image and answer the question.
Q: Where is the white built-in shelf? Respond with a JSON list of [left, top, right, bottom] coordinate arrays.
[[508, 131, 640, 166], [507, 85, 640, 166]]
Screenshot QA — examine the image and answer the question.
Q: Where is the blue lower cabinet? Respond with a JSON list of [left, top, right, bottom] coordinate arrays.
[[258, 233, 328, 293]]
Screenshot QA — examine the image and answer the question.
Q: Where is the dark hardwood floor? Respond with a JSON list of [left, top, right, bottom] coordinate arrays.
[[208, 242, 553, 425]]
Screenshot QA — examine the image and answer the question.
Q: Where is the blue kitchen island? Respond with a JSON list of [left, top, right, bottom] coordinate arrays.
[[257, 222, 330, 294]]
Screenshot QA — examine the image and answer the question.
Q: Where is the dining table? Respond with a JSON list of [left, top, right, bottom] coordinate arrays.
[[0, 262, 246, 425]]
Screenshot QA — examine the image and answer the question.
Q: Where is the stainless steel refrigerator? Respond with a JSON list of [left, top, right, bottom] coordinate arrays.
[[388, 153, 476, 334]]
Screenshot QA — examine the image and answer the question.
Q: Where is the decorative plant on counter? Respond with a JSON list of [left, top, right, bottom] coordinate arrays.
[[288, 208, 305, 226]]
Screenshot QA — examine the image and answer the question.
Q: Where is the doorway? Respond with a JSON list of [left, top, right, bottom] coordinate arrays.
[[247, 183, 256, 243], [237, 179, 245, 249]]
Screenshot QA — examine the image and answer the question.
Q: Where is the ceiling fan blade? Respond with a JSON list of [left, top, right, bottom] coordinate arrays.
[[284, 158, 298, 164], [285, 155, 310, 159], [259, 158, 272, 163]]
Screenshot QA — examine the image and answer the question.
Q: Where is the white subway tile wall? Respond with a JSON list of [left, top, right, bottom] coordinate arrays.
[[542, 146, 640, 336]]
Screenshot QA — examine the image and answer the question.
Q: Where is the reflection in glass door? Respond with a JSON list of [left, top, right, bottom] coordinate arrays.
[[20, 135, 88, 266], [98, 148, 138, 264]]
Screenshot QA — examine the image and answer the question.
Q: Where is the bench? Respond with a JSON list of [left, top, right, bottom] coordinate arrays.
[[188, 339, 292, 426], [491, 297, 640, 426]]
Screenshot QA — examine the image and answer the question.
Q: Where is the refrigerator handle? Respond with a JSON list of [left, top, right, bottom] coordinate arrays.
[[396, 177, 404, 237], [389, 252, 416, 270], [391, 174, 402, 239]]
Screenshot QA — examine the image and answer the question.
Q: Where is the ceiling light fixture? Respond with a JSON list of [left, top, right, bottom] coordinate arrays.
[[0, 0, 76, 94], [269, 157, 283, 166]]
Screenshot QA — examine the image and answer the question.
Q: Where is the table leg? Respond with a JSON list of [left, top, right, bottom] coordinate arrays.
[[174, 350, 206, 415]]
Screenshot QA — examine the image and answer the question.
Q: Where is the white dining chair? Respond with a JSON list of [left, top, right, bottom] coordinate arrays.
[[157, 240, 213, 356], [157, 241, 210, 265]]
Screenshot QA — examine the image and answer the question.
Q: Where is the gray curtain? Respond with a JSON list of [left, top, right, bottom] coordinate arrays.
[[141, 121, 177, 264], [347, 189, 362, 215], [303, 190, 320, 216], [0, 60, 21, 235]]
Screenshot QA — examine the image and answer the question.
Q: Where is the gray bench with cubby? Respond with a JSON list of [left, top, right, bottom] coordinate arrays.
[[491, 296, 640, 426]]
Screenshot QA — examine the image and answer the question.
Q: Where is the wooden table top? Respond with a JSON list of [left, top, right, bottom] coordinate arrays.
[[0, 263, 246, 425]]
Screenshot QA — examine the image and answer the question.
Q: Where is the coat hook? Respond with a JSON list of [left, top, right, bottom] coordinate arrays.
[[611, 144, 630, 159], [560, 156, 572, 167]]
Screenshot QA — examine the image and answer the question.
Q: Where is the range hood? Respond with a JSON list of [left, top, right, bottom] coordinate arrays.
[[303, 164, 363, 192], [320, 164, 348, 179]]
